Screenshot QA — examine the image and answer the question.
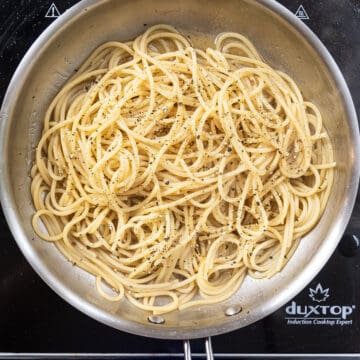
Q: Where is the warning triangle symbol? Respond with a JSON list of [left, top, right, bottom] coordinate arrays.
[[295, 5, 309, 20], [45, 3, 61, 18]]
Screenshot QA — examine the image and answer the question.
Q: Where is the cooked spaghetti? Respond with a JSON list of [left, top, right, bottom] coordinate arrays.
[[31, 25, 335, 314]]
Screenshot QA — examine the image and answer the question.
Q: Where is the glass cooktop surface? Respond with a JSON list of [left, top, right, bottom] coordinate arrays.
[[0, 0, 359, 358]]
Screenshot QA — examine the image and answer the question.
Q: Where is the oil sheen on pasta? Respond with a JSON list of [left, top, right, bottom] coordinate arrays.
[[31, 25, 335, 315]]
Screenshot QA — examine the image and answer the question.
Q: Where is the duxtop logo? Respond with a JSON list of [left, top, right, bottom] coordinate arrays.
[[308, 283, 329, 303], [284, 283, 356, 326]]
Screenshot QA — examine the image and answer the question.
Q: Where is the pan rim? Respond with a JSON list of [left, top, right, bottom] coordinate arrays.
[[0, 0, 359, 340]]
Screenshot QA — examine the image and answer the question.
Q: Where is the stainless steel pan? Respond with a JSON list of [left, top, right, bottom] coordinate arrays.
[[0, 0, 359, 356]]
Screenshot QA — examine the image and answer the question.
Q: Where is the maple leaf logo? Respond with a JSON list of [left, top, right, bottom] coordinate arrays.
[[309, 283, 329, 303]]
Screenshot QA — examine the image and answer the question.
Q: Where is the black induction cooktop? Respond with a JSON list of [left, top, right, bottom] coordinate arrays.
[[0, 1, 359, 359]]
